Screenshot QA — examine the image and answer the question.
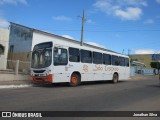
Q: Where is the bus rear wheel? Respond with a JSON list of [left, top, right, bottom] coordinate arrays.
[[112, 73, 118, 83], [69, 73, 80, 87]]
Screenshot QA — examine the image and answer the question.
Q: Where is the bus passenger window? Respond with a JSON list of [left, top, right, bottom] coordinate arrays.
[[119, 57, 125, 66], [125, 58, 129, 67], [54, 47, 68, 66], [103, 54, 111, 65], [93, 52, 102, 64], [81, 50, 92, 63], [112, 55, 119, 66], [69, 47, 80, 62]]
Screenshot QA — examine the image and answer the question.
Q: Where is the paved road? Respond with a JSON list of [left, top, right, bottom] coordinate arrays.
[[0, 76, 160, 119]]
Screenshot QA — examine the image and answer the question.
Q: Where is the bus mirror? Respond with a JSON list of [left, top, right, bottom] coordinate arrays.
[[58, 49, 62, 55]]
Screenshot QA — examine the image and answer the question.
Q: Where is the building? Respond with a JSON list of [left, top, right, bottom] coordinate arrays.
[[0, 29, 9, 70], [8, 22, 124, 72], [129, 54, 159, 75], [8, 23, 33, 61], [129, 54, 153, 68]]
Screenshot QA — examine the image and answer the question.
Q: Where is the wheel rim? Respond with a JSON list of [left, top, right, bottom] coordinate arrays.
[[113, 74, 118, 83], [71, 76, 78, 85]]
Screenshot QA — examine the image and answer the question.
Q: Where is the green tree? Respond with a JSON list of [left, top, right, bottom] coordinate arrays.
[[150, 62, 160, 75]]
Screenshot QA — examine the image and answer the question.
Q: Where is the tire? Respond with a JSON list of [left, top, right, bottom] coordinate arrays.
[[69, 73, 80, 87], [112, 73, 118, 83]]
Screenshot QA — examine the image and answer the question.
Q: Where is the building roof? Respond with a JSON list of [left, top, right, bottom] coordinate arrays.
[[131, 61, 145, 66], [10, 22, 128, 57]]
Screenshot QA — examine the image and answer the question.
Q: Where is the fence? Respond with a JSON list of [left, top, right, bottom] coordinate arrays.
[[7, 60, 31, 75], [130, 68, 155, 76]]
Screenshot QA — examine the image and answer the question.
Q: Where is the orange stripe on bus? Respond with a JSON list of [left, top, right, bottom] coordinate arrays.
[[31, 74, 53, 83]]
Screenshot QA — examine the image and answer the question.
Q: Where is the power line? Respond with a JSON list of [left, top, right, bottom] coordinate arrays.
[[51, 29, 160, 32], [85, 29, 160, 32], [87, 23, 160, 29]]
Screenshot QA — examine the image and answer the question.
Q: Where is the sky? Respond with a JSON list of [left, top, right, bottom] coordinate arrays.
[[0, 0, 160, 55]]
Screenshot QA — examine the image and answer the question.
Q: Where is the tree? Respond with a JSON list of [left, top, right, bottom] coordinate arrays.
[[150, 62, 160, 75]]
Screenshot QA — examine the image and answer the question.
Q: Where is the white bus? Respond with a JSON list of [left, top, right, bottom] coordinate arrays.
[[31, 36, 130, 86]]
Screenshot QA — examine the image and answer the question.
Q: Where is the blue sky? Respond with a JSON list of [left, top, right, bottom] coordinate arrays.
[[0, 0, 160, 54]]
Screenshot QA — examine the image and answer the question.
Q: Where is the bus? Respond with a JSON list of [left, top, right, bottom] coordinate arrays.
[[31, 38, 130, 87]]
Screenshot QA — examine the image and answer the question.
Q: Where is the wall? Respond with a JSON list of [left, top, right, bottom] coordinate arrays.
[[7, 23, 33, 71], [9, 23, 33, 53], [0, 29, 9, 70]]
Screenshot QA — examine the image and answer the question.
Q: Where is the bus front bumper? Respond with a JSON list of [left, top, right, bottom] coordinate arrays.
[[31, 74, 53, 83]]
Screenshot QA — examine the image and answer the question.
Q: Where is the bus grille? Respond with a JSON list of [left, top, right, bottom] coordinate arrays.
[[33, 70, 45, 73]]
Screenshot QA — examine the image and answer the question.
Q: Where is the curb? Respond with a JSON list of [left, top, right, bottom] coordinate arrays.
[[0, 84, 33, 89], [0, 80, 32, 85], [0, 80, 33, 89]]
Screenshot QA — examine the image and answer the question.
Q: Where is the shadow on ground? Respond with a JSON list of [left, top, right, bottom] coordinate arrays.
[[32, 80, 126, 88]]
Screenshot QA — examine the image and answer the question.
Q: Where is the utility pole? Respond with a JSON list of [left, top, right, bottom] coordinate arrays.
[[122, 49, 125, 54], [80, 10, 86, 46], [128, 49, 130, 55]]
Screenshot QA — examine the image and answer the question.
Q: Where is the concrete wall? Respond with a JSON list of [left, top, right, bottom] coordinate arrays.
[[0, 29, 9, 70], [7, 52, 31, 72], [0, 73, 30, 81]]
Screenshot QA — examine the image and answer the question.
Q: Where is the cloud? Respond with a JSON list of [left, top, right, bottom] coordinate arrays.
[[93, 0, 147, 21], [0, 0, 28, 5], [123, 0, 147, 6], [86, 42, 105, 48], [134, 49, 160, 54], [52, 16, 72, 21], [62, 35, 74, 39], [144, 19, 154, 24], [0, 18, 10, 28], [156, 0, 160, 4], [115, 7, 142, 20], [86, 19, 95, 24]]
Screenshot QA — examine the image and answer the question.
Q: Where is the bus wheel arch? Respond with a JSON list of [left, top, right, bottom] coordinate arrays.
[[112, 72, 119, 83], [69, 72, 81, 87]]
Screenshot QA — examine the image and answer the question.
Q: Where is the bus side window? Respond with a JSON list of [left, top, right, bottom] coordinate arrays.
[[119, 57, 125, 66], [112, 55, 119, 66], [69, 47, 80, 62], [81, 49, 92, 63], [54, 47, 68, 66], [125, 58, 129, 67], [93, 52, 102, 64], [103, 54, 111, 65]]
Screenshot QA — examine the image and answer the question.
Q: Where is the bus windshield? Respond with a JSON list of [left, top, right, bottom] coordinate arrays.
[[31, 48, 52, 68]]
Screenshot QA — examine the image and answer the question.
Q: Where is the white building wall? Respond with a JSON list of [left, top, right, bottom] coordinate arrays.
[[0, 29, 9, 70]]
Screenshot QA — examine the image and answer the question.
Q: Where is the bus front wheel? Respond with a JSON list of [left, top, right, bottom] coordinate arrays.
[[69, 73, 80, 87], [112, 73, 118, 83]]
